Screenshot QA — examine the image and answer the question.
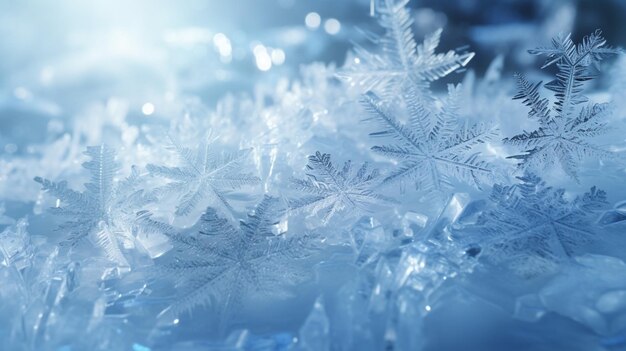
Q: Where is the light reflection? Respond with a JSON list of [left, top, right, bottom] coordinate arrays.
[[213, 32, 232, 63], [141, 102, 155, 116], [253, 44, 272, 71], [271, 48, 286, 65], [305, 12, 321, 30], [324, 18, 341, 35]]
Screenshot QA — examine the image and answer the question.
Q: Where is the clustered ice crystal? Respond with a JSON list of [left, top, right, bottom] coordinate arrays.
[[1, 0, 625, 350]]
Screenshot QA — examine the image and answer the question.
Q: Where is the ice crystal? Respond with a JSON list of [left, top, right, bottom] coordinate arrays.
[[4, 1, 626, 349], [515, 254, 626, 335], [35, 145, 152, 267], [0, 217, 30, 269], [1, 240, 81, 350], [146, 196, 318, 327], [289, 152, 392, 223], [505, 30, 620, 179], [362, 84, 496, 192], [297, 297, 330, 351], [339, 0, 473, 107], [472, 174, 608, 276], [328, 193, 479, 351], [146, 136, 260, 217]]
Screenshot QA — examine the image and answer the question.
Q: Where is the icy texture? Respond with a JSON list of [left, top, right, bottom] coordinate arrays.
[[599, 201, 626, 226], [1, 1, 626, 350], [296, 297, 330, 351], [147, 136, 260, 217], [463, 174, 609, 276], [144, 196, 318, 331], [289, 152, 392, 223], [362, 84, 496, 191], [515, 254, 626, 335], [324, 193, 479, 351], [505, 30, 620, 180], [35, 145, 153, 267], [339, 0, 473, 108]]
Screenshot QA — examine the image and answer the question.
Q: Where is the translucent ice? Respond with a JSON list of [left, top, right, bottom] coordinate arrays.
[[515, 254, 626, 335], [296, 297, 330, 351]]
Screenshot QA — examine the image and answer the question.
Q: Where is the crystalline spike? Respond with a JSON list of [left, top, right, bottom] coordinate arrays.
[[297, 297, 330, 351]]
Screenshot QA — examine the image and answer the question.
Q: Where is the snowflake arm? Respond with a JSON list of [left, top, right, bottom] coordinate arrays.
[[339, 0, 473, 105], [363, 91, 427, 148], [512, 73, 551, 124], [35, 145, 119, 246], [144, 164, 196, 182], [289, 152, 391, 223], [469, 174, 609, 276], [414, 29, 474, 82], [153, 196, 317, 325], [82, 145, 120, 213], [363, 85, 495, 192], [505, 30, 619, 179], [34, 178, 91, 220], [373, 0, 417, 70], [35, 145, 149, 266], [147, 137, 260, 216]]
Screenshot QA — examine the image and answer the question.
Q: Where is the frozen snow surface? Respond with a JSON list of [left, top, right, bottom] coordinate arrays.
[[1, 0, 626, 350]]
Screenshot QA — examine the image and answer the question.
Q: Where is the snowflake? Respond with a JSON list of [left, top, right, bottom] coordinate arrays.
[[470, 174, 608, 276], [35, 145, 152, 267], [147, 196, 318, 329], [289, 152, 393, 223], [338, 0, 473, 107], [504, 30, 620, 180], [146, 135, 260, 217], [362, 84, 496, 192]]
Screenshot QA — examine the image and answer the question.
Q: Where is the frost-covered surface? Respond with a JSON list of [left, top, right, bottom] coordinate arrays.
[[1, 1, 626, 350]]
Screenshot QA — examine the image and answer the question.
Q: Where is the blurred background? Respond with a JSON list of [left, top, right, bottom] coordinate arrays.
[[1, 0, 625, 156]]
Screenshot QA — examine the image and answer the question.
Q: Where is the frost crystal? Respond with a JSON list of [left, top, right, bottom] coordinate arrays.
[[339, 0, 473, 107], [147, 136, 260, 216], [473, 174, 608, 276], [4, 1, 626, 349], [148, 196, 318, 327], [362, 85, 496, 192], [0, 218, 30, 269], [515, 254, 626, 335], [35, 145, 152, 267], [505, 30, 620, 179], [297, 297, 330, 351], [289, 152, 392, 223]]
